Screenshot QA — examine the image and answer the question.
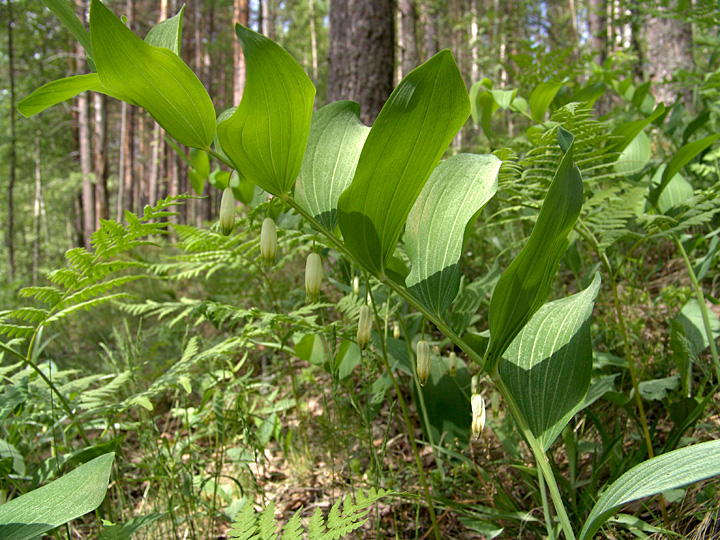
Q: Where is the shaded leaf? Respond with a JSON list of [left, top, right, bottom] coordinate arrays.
[[499, 273, 601, 451]]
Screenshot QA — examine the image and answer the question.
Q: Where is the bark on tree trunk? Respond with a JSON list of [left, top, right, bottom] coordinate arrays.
[[588, 0, 607, 65], [328, 0, 395, 125], [645, 1, 694, 107], [398, 0, 419, 79], [5, 0, 17, 280], [309, 0, 318, 83], [420, 0, 438, 60], [33, 132, 43, 285], [233, 0, 250, 105], [93, 93, 109, 223]]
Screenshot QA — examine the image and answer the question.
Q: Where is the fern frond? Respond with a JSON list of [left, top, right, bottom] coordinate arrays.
[[5, 307, 49, 324], [18, 286, 64, 305], [44, 293, 132, 324], [228, 489, 393, 540], [78, 371, 132, 412]]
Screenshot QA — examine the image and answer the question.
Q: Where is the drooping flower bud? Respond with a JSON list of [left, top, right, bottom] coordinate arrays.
[[471, 393, 486, 439], [305, 252, 323, 303], [471, 374, 479, 395], [353, 276, 360, 295], [447, 351, 457, 377], [260, 217, 277, 266], [392, 322, 400, 340], [357, 304, 373, 350], [416, 340, 430, 386], [219, 187, 236, 236]]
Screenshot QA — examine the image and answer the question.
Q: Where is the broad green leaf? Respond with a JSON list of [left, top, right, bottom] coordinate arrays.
[[337, 50, 470, 277], [39, 0, 94, 69], [216, 24, 315, 196], [648, 133, 720, 207], [613, 131, 650, 176], [405, 154, 501, 315], [188, 149, 210, 195], [336, 338, 362, 380], [637, 374, 680, 401], [295, 101, 370, 231], [499, 273, 600, 451], [568, 81, 605, 105], [491, 89, 517, 109], [90, 0, 215, 149], [208, 168, 231, 190], [487, 127, 583, 373], [675, 298, 720, 353], [0, 453, 114, 540], [529, 81, 563, 123], [649, 164, 693, 214], [144, 6, 184, 54], [18, 73, 136, 118], [579, 440, 720, 540], [469, 78, 492, 125], [610, 103, 666, 152], [414, 355, 472, 446]]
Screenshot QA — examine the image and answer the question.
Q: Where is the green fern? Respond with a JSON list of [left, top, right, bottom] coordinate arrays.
[[227, 489, 393, 540]]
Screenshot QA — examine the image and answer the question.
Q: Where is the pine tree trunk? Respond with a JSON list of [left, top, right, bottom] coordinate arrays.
[[588, 0, 607, 65], [233, 0, 250, 105], [645, 1, 694, 107], [93, 93, 109, 223], [5, 0, 17, 279], [328, 0, 395, 125], [309, 0, 318, 83], [398, 0, 419, 79], [33, 132, 42, 284]]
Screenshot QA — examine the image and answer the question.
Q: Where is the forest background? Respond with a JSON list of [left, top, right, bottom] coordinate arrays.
[[0, 0, 719, 538]]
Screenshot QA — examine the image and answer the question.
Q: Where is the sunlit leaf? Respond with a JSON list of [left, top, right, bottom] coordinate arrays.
[[90, 0, 215, 149], [17, 74, 135, 118], [144, 6, 184, 54], [405, 153, 501, 315], [648, 133, 720, 207], [337, 50, 470, 277], [0, 453, 114, 540], [487, 127, 583, 373], [295, 101, 370, 231], [579, 440, 720, 540], [529, 81, 562, 123], [216, 24, 315, 196]]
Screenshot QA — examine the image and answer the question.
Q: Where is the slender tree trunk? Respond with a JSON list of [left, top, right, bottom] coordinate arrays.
[[262, 0, 275, 38], [398, 0, 419, 80], [93, 93, 109, 223], [33, 132, 43, 284], [419, 0, 438, 60], [309, 0, 318, 84], [233, 0, 250, 105], [76, 0, 94, 248], [5, 0, 17, 280], [328, 0, 395, 125], [78, 90, 95, 248], [469, 0, 479, 82], [588, 0, 607, 65]]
